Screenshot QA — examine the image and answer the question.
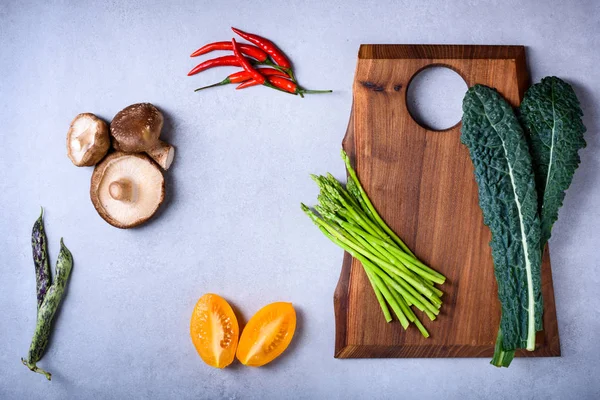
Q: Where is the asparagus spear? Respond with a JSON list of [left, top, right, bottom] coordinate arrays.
[[301, 151, 447, 338], [341, 150, 415, 257]]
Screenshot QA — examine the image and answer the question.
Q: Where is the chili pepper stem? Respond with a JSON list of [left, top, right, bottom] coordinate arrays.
[[21, 358, 51, 380], [194, 80, 229, 92], [301, 89, 333, 94], [285, 68, 297, 83], [264, 59, 297, 83]]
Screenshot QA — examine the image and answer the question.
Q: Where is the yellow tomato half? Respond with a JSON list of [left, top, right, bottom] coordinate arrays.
[[190, 293, 239, 368], [236, 302, 296, 367]]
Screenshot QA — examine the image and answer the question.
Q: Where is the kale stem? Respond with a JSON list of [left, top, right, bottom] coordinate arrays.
[[491, 328, 515, 367]]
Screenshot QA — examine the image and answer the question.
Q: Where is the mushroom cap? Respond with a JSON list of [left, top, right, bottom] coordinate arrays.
[[67, 113, 110, 166], [110, 103, 164, 153], [90, 152, 165, 229]]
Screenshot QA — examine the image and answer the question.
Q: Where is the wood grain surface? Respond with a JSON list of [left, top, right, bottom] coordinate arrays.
[[334, 45, 560, 359]]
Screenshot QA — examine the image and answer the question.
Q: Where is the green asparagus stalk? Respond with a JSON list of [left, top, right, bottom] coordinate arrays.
[[364, 262, 409, 329], [301, 151, 447, 338], [303, 202, 437, 334], [341, 150, 415, 257], [366, 270, 392, 322]]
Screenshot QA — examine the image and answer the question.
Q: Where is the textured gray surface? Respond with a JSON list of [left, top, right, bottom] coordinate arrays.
[[1, 0, 599, 399]]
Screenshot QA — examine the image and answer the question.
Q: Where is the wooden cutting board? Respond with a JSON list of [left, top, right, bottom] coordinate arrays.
[[334, 45, 561, 358]]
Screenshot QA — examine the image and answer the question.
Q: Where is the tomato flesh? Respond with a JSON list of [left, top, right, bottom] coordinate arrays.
[[236, 302, 296, 367], [190, 293, 239, 368]]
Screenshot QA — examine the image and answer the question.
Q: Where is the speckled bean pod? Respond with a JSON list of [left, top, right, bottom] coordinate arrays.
[[32, 208, 52, 311], [22, 239, 73, 381]]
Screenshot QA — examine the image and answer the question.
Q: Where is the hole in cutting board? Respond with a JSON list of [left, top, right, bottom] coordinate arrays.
[[406, 66, 468, 131]]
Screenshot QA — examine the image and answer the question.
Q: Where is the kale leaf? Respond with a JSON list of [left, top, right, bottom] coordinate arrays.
[[461, 85, 543, 356], [520, 76, 587, 247]]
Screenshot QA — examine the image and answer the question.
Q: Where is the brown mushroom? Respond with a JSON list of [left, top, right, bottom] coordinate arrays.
[[110, 103, 175, 170], [66, 113, 110, 166], [90, 152, 165, 229]]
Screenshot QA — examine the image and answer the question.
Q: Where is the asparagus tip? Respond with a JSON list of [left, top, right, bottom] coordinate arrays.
[[301, 204, 319, 221], [341, 149, 351, 165]]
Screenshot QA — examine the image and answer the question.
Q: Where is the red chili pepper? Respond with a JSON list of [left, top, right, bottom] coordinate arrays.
[[231, 27, 291, 69], [187, 55, 241, 76], [267, 76, 332, 97], [253, 68, 289, 78], [236, 79, 262, 90], [232, 38, 264, 85], [190, 41, 269, 62], [227, 70, 254, 83], [194, 68, 289, 92]]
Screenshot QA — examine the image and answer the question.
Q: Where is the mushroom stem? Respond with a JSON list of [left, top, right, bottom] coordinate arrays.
[[147, 140, 175, 170], [109, 179, 134, 202]]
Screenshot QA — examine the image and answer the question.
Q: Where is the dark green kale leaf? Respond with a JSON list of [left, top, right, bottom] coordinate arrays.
[[520, 76, 586, 247], [461, 85, 543, 358]]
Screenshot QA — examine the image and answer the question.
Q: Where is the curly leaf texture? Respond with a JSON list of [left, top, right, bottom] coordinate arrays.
[[461, 85, 543, 355], [520, 76, 586, 247]]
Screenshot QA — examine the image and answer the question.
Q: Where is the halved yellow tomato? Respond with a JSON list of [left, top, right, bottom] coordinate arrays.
[[236, 302, 296, 367], [190, 293, 239, 368]]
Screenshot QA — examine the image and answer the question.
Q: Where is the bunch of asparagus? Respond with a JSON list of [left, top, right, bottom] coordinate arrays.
[[301, 150, 446, 337]]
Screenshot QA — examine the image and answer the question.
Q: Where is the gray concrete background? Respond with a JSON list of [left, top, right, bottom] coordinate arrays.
[[1, 1, 599, 399]]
